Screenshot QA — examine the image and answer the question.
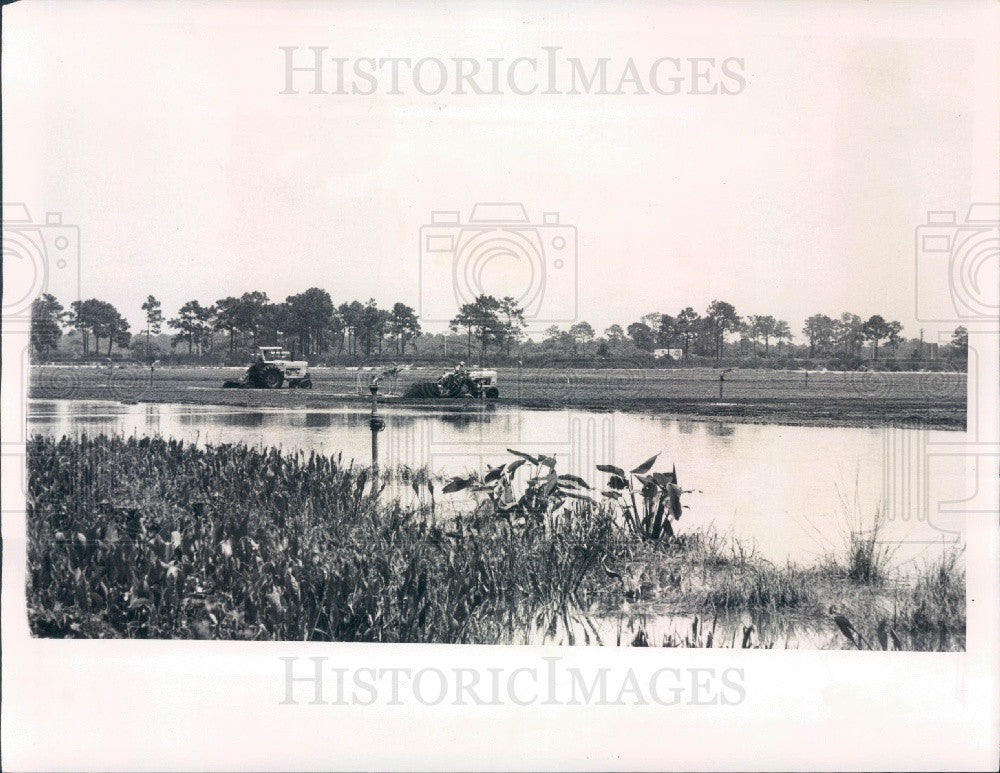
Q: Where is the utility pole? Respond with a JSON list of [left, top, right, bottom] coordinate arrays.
[[919, 328, 924, 360]]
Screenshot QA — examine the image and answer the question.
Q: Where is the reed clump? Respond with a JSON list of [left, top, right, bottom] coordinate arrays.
[[892, 547, 966, 647]]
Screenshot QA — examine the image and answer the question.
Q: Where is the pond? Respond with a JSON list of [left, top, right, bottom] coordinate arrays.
[[28, 398, 967, 572]]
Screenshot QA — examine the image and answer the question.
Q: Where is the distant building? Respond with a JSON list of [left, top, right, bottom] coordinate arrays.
[[653, 348, 684, 360]]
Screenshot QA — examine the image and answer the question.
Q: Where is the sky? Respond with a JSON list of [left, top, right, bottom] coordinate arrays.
[[4, 0, 998, 343]]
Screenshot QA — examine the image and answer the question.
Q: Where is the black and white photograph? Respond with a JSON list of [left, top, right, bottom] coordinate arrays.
[[2, 0, 998, 770]]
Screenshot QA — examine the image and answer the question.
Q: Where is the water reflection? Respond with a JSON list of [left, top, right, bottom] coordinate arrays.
[[487, 594, 833, 648], [438, 410, 497, 429], [144, 405, 160, 431], [706, 422, 735, 438], [176, 410, 266, 428], [305, 412, 335, 428], [493, 596, 965, 650]]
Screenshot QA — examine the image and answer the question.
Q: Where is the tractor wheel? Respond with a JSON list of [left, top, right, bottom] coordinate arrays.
[[261, 366, 284, 389], [246, 365, 264, 388], [300, 377, 313, 389], [484, 387, 500, 399], [438, 378, 463, 398]]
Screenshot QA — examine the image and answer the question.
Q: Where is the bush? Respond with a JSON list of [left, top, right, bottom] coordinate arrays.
[[827, 353, 865, 371]]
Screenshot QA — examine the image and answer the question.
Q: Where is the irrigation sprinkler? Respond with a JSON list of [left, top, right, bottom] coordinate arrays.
[[357, 365, 401, 396], [368, 379, 385, 469], [718, 368, 734, 399]]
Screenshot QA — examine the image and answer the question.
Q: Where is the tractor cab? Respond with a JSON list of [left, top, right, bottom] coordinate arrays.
[[257, 346, 292, 362]]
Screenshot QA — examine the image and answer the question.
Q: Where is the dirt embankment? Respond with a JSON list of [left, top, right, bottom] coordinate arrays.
[[29, 366, 967, 430]]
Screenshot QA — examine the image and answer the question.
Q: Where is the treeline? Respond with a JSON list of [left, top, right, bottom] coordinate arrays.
[[590, 307, 907, 360], [29, 290, 967, 368], [453, 298, 966, 367], [30, 289, 422, 360], [29, 290, 528, 364]]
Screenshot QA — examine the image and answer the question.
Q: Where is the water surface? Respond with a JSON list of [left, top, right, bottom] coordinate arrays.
[[28, 398, 967, 570]]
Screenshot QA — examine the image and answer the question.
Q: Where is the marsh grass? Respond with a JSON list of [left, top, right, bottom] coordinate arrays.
[[891, 547, 966, 648], [811, 545, 966, 651], [25, 434, 966, 649], [702, 561, 816, 611], [598, 520, 964, 650], [612, 528, 817, 613], [26, 434, 620, 641]]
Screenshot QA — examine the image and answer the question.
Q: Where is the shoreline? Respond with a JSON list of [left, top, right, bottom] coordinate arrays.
[[29, 363, 967, 431]]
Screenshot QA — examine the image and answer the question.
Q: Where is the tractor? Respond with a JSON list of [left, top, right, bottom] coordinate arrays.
[[436, 365, 500, 398], [222, 347, 312, 389]]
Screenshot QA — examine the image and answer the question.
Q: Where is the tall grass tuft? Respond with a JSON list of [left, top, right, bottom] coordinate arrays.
[[808, 479, 899, 585], [895, 547, 966, 645], [843, 505, 897, 584]]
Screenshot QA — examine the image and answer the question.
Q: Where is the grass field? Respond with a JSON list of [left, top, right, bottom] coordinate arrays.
[[30, 363, 967, 429]]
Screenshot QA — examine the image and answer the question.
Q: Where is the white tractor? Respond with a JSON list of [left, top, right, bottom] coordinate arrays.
[[468, 369, 500, 398], [436, 365, 500, 398], [223, 346, 312, 389]]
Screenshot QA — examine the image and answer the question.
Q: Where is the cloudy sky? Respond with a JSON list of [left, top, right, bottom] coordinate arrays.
[[4, 0, 998, 341]]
